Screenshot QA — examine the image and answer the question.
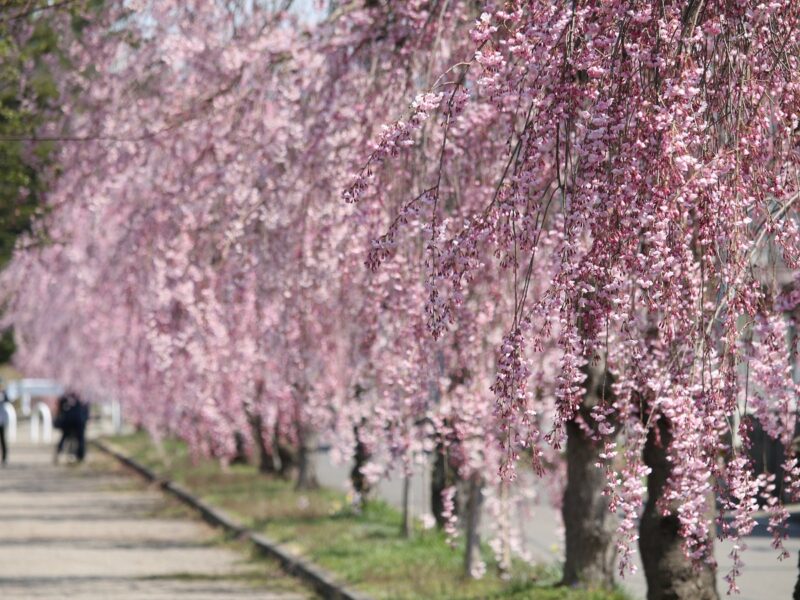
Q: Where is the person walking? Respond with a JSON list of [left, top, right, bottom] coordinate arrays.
[[74, 393, 89, 462], [0, 388, 9, 466], [54, 391, 79, 464], [54, 391, 90, 464]]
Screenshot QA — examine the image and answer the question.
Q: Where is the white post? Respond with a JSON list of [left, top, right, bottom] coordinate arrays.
[[21, 392, 31, 417], [2, 402, 16, 443], [30, 405, 39, 443], [40, 403, 53, 443], [30, 403, 53, 444], [111, 399, 122, 433]]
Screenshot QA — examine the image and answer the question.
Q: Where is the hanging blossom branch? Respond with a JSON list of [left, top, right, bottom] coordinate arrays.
[[342, 91, 446, 204], [343, 1, 800, 587]]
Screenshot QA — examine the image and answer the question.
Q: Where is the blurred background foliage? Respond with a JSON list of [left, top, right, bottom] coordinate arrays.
[[0, 0, 98, 360]]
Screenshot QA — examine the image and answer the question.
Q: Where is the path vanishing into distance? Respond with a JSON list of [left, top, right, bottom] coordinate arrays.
[[0, 433, 312, 600]]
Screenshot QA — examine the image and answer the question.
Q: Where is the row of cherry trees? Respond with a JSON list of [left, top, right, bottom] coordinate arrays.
[[3, 2, 800, 599]]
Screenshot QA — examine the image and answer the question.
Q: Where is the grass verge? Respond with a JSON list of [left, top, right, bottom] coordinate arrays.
[[106, 432, 629, 600]]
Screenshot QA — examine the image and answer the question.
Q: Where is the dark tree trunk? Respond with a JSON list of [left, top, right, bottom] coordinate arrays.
[[276, 441, 296, 479], [639, 419, 718, 600], [258, 439, 278, 474], [794, 551, 800, 600], [561, 417, 616, 587], [229, 430, 249, 465], [274, 408, 297, 478], [290, 384, 317, 490], [350, 424, 371, 505], [431, 439, 458, 528], [248, 381, 277, 474], [786, 301, 800, 599], [250, 413, 277, 474], [561, 358, 617, 588], [295, 432, 319, 490], [463, 473, 484, 578]]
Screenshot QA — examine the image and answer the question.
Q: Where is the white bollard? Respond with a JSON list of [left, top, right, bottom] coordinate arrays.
[[30, 402, 53, 444], [1, 402, 16, 443], [21, 392, 31, 417], [30, 405, 40, 443], [111, 399, 122, 433]]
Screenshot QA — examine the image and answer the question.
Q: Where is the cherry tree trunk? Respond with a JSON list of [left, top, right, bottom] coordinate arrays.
[[561, 416, 616, 587], [561, 358, 616, 588], [250, 413, 277, 474], [230, 431, 249, 465], [295, 432, 319, 490], [786, 303, 800, 600], [276, 442, 296, 479], [248, 381, 277, 474], [794, 551, 800, 600], [275, 417, 296, 479], [639, 420, 718, 600], [350, 424, 371, 506], [463, 473, 484, 579], [431, 440, 458, 528]]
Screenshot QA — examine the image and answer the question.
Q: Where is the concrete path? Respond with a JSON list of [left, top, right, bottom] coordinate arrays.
[[0, 437, 312, 600]]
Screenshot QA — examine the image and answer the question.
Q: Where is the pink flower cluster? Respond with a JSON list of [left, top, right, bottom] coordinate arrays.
[[3, 0, 800, 590]]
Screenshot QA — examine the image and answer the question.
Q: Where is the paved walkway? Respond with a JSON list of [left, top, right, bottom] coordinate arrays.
[[0, 437, 311, 600]]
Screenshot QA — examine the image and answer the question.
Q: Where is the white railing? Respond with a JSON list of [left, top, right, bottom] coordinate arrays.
[[6, 379, 64, 417]]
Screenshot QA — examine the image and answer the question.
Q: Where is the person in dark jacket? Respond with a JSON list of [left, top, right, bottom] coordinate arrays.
[[0, 389, 9, 466], [54, 391, 89, 463], [75, 395, 89, 461]]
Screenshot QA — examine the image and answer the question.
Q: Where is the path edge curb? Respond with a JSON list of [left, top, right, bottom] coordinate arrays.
[[91, 438, 372, 600]]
